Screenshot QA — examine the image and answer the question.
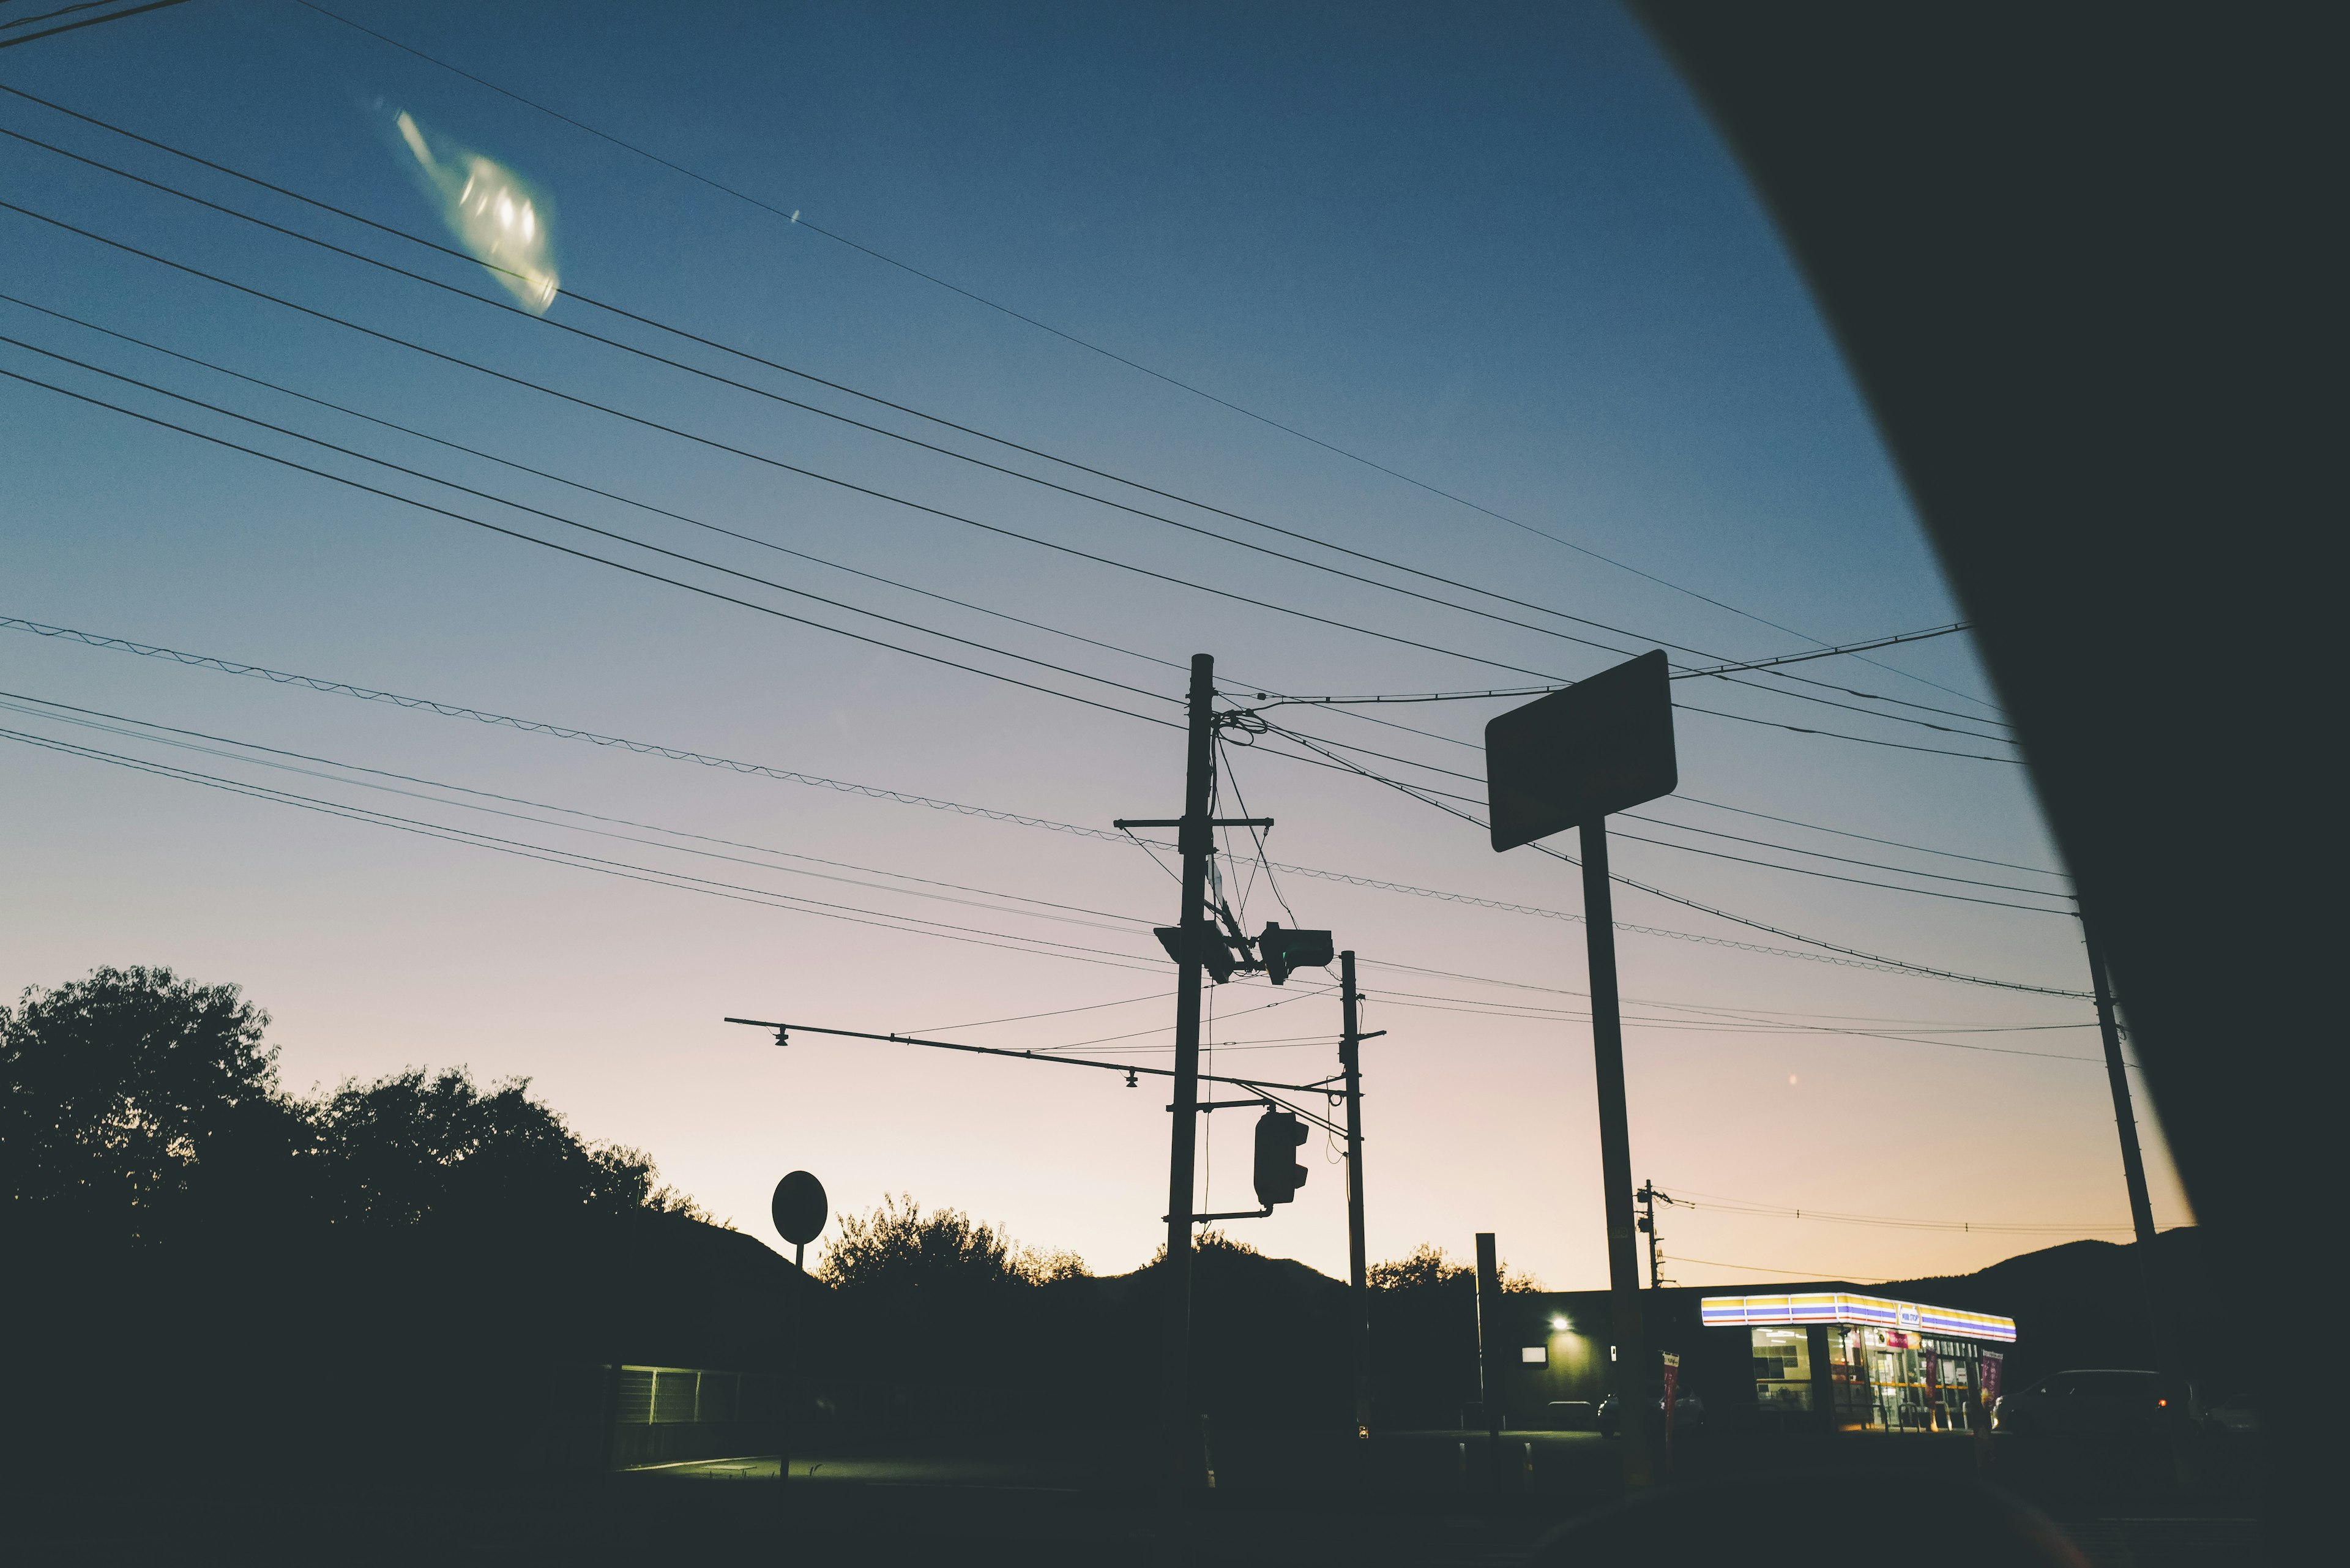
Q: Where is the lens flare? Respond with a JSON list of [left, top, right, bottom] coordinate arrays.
[[395, 111, 559, 313]]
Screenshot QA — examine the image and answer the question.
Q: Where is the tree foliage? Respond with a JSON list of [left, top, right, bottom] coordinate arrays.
[[818, 1193, 1088, 1293], [1, 966, 697, 1242], [1371, 1242, 1542, 1293], [1, 965, 296, 1234], [309, 1067, 703, 1230]]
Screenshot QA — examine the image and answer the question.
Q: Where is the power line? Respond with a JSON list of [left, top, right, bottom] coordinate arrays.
[[0, 290, 1191, 684], [0, 725, 1179, 973], [1656, 1182, 2140, 1236], [0, 360, 1185, 731], [280, 0, 2002, 722], [0, 611, 2075, 991], [1243, 722, 2066, 911], [0, 93, 2007, 740], [1357, 957, 2092, 1028], [48, 292, 2029, 819], [1663, 795, 2067, 879], [9, 294, 2031, 839], [0, 0, 189, 51], [1259, 726, 2092, 998], [2, 695, 2113, 1070], [913, 991, 1173, 1034], [0, 690, 1163, 937], [1660, 1254, 1893, 1284], [0, 193, 1591, 689], [1223, 678, 2053, 871], [1612, 812, 2070, 898], [0, 330, 1188, 717]]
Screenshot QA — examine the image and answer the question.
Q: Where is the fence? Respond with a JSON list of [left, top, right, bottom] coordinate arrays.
[[532, 1364, 785, 1469]]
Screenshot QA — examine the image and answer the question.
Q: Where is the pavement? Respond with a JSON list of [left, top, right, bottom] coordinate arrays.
[[3, 1428, 2265, 1564]]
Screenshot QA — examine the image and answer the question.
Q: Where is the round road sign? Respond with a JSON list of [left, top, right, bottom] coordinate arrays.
[[770, 1170, 827, 1247]]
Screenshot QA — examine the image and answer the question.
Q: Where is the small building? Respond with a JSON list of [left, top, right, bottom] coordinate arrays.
[[1472, 1283, 2015, 1433]]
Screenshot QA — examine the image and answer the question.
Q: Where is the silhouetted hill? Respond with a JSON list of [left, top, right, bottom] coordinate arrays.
[[1878, 1226, 2230, 1393]]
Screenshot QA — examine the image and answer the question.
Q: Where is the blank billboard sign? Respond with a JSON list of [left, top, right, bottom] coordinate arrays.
[[1485, 649, 1677, 851]]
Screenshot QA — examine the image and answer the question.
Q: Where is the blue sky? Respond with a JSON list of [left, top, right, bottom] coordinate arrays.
[[0, 0, 2187, 1287]]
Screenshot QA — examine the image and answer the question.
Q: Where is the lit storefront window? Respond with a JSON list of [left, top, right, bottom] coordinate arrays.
[[1751, 1327, 1813, 1412]]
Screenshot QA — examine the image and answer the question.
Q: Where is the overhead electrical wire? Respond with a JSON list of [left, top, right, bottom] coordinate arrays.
[[1, 707, 2098, 1071], [1221, 673, 2051, 876], [1655, 1182, 2141, 1236], [0, 194, 1606, 689], [1255, 725, 2092, 998], [0, 290, 1192, 684], [0, 725, 1178, 973], [12, 299, 2030, 818], [0, 332, 1196, 722], [1660, 1255, 1893, 1284], [281, 0, 2004, 723], [0, 613, 2075, 990], [0, 359, 1185, 731], [1237, 724, 2065, 911], [0, 690, 1162, 936], [0, 97, 2006, 743]]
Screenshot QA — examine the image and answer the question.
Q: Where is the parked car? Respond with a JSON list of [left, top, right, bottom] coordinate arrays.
[[1991, 1368, 2165, 1437], [1597, 1384, 1705, 1437], [2199, 1392, 2259, 1443]]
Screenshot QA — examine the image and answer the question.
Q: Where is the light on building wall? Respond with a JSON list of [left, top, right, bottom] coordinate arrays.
[[1551, 1316, 1569, 1331]]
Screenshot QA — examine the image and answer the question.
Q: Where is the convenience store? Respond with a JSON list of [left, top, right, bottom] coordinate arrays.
[[1700, 1290, 2018, 1432]]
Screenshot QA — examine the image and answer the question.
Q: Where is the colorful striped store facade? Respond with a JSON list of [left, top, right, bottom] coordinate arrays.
[[1701, 1292, 2018, 1433]]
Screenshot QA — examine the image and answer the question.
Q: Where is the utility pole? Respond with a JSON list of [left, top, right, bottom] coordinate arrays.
[[1114, 653, 1269, 1496], [1582, 821, 1654, 1487], [1340, 950, 1371, 1439], [1635, 1179, 1673, 1291], [2082, 915, 2191, 1473]]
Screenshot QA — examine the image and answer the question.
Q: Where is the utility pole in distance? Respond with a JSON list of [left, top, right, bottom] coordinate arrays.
[[1635, 1179, 1673, 1291], [2082, 914, 2191, 1476], [1339, 950, 1376, 1439], [1114, 653, 1268, 1496]]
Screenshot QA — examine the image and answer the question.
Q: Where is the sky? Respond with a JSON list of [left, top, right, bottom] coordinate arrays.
[[0, 0, 2192, 1293]]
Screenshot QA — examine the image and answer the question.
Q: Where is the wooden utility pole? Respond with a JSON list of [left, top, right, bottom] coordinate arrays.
[[1340, 951, 1371, 1438]]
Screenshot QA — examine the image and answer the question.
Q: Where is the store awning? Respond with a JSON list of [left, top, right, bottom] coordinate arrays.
[[1700, 1291, 2016, 1343]]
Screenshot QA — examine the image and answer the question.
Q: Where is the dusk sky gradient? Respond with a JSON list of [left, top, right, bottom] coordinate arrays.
[[0, 0, 2191, 1290]]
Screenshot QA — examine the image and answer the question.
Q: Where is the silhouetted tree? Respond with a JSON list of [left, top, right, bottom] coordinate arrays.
[[1367, 1243, 1539, 1425], [0, 965, 305, 1239], [1, 966, 699, 1242], [308, 1066, 702, 1230], [818, 1192, 1087, 1292]]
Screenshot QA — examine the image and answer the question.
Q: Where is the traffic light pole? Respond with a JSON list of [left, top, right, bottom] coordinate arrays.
[[1581, 818, 1654, 1487], [1340, 950, 1371, 1439]]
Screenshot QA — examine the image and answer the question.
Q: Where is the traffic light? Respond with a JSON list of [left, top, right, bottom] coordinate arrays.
[[1255, 922, 1334, 985], [1252, 1109, 1310, 1206], [1155, 924, 1237, 984]]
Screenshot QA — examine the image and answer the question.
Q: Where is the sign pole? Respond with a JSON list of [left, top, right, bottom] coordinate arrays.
[[1582, 817, 1654, 1487], [769, 1171, 828, 1499], [1483, 650, 1675, 1492]]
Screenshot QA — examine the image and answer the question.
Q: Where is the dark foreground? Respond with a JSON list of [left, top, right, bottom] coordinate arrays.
[[7, 1428, 2262, 1566]]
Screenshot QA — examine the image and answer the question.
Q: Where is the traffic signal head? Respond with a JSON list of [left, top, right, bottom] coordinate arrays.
[[1155, 924, 1237, 984], [1252, 1109, 1310, 1206], [1255, 922, 1335, 985]]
